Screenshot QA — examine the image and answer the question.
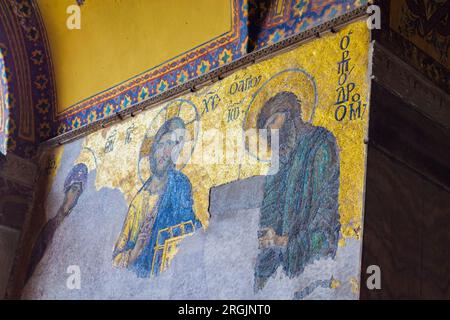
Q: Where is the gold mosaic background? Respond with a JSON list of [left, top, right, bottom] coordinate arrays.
[[40, 20, 370, 243]]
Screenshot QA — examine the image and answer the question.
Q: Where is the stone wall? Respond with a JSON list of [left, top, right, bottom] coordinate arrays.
[[0, 154, 36, 298]]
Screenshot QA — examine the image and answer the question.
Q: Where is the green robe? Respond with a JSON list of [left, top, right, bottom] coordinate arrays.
[[255, 125, 340, 281]]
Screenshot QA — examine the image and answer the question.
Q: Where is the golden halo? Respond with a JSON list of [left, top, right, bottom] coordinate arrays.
[[242, 68, 318, 162], [138, 99, 199, 183], [76, 147, 98, 171]]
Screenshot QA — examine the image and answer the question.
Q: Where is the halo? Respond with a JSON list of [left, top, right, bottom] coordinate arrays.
[[76, 147, 98, 171], [137, 99, 199, 184], [242, 68, 318, 162]]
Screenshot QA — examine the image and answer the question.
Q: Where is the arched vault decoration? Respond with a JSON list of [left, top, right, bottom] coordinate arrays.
[[0, 0, 57, 158], [0, 43, 10, 155]]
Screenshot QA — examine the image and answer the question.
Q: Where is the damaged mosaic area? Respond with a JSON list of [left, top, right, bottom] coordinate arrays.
[[23, 21, 370, 300]]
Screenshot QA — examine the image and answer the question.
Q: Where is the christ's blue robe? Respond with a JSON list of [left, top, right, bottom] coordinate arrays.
[[114, 169, 200, 278]]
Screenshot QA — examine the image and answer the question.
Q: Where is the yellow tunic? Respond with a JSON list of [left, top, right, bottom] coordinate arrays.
[[113, 190, 159, 268]]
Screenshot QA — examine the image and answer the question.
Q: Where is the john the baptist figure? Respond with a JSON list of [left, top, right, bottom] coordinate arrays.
[[254, 92, 341, 291]]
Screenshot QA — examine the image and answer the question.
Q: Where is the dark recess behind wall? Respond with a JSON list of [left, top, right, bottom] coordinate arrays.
[[360, 82, 450, 299]]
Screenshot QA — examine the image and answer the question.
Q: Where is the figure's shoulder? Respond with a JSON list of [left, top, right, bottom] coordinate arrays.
[[168, 170, 193, 199], [311, 126, 339, 165], [169, 169, 192, 186], [310, 125, 337, 146], [129, 185, 147, 206]]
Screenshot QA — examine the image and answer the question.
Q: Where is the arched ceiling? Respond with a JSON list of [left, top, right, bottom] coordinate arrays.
[[36, 0, 232, 115]]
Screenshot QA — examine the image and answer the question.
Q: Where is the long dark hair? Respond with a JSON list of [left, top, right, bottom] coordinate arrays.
[[256, 92, 303, 147]]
